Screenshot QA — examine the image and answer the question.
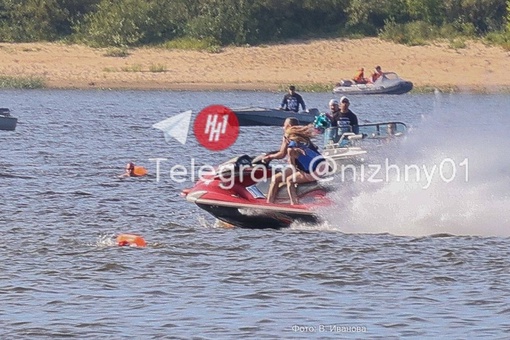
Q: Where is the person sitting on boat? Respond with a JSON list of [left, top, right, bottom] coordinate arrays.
[[370, 65, 383, 83], [263, 117, 326, 205], [387, 123, 396, 136], [279, 85, 306, 113], [353, 67, 368, 84]]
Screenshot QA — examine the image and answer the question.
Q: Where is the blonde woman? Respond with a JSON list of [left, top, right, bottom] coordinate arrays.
[[264, 118, 326, 205]]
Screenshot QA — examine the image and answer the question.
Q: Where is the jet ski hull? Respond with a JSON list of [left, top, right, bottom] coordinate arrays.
[[196, 202, 319, 229], [183, 155, 331, 229]]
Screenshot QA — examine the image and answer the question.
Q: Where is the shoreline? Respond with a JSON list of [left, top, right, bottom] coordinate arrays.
[[36, 82, 510, 93], [1, 38, 510, 92]]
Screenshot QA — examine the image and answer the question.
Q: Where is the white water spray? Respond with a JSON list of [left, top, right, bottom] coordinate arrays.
[[325, 94, 510, 236]]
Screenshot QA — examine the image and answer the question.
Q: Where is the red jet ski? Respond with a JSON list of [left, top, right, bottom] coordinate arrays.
[[182, 153, 333, 229]]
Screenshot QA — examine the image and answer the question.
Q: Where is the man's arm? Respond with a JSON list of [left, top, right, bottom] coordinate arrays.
[[350, 112, 359, 134], [299, 95, 306, 111], [280, 95, 287, 109]]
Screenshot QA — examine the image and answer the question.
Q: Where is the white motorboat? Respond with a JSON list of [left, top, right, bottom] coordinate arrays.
[[320, 122, 408, 164], [333, 72, 413, 95]]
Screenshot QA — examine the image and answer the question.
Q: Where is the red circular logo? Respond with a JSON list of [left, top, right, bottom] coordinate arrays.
[[193, 105, 239, 151]]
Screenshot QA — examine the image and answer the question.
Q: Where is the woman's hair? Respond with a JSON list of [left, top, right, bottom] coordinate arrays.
[[285, 123, 316, 144], [285, 117, 299, 126]]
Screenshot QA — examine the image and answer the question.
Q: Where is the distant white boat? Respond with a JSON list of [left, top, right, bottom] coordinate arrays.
[[0, 108, 17, 131], [333, 72, 413, 95]]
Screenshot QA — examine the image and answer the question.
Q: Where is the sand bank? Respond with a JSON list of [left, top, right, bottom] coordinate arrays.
[[1, 38, 509, 91]]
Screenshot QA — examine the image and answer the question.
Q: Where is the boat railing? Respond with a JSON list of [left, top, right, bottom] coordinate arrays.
[[323, 126, 362, 149], [358, 121, 407, 139], [322, 121, 407, 148]]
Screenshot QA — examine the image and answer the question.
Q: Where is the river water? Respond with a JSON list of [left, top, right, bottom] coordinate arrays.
[[1, 89, 509, 338]]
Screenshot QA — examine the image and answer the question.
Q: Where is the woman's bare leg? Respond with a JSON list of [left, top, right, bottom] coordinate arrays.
[[267, 167, 293, 203], [266, 172, 283, 203], [287, 172, 314, 205]]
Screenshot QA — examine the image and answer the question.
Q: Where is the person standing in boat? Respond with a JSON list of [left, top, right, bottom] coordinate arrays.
[[324, 97, 359, 143], [263, 117, 326, 205], [327, 96, 359, 134], [279, 85, 306, 113]]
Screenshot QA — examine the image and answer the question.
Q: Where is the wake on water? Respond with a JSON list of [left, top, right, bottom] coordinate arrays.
[[320, 93, 510, 237]]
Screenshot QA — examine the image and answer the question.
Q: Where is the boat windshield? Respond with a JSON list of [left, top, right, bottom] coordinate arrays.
[[322, 121, 407, 147]]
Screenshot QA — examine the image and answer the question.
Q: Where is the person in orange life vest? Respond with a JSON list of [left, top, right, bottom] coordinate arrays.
[[370, 65, 383, 83], [353, 67, 367, 84], [119, 162, 147, 178]]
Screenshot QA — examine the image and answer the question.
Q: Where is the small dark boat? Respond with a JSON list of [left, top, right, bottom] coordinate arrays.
[[0, 108, 17, 131], [232, 107, 319, 126], [333, 72, 413, 95]]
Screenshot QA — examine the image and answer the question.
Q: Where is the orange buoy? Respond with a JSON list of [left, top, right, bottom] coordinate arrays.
[[116, 234, 147, 247], [132, 166, 148, 177]]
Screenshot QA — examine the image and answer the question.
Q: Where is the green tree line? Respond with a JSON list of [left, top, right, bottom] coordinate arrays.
[[0, 0, 508, 47]]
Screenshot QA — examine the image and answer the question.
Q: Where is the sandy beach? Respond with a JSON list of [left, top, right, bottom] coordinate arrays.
[[1, 38, 509, 91]]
